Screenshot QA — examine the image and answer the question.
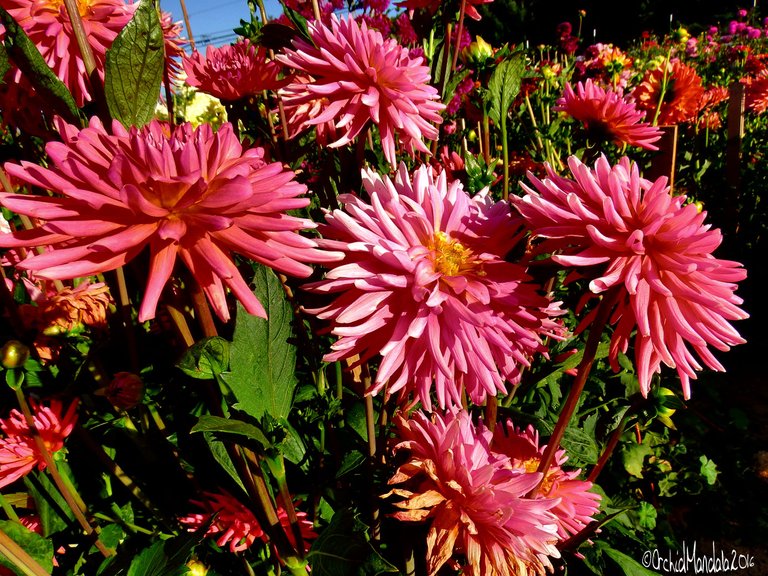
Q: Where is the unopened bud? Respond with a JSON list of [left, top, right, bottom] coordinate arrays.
[[1, 340, 30, 369]]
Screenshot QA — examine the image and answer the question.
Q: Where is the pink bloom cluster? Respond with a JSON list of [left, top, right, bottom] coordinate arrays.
[[180, 490, 316, 554], [388, 409, 600, 576], [0, 400, 78, 489], [513, 155, 748, 398], [277, 14, 445, 166], [307, 164, 563, 410], [0, 118, 338, 323]]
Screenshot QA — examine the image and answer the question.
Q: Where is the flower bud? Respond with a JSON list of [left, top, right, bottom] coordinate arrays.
[[1, 340, 30, 369], [105, 372, 144, 410], [462, 36, 494, 65]]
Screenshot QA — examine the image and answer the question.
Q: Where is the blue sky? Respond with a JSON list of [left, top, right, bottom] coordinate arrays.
[[161, 0, 285, 48]]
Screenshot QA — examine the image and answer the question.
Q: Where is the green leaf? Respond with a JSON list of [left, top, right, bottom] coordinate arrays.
[[622, 442, 652, 478], [0, 7, 80, 123], [24, 472, 73, 536], [104, 0, 164, 127], [0, 43, 10, 84], [561, 425, 599, 466], [335, 450, 366, 479], [191, 415, 270, 450], [636, 501, 657, 530], [277, 419, 307, 465], [176, 337, 230, 380], [221, 264, 298, 421], [0, 519, 54, 575], [202, 432, 248, 495], [601, 545, 662, 576], [307, 509, 398, 576], [126, 529, 202, 576], [699, 455, 719, 485], [486, 51, 525, 124]]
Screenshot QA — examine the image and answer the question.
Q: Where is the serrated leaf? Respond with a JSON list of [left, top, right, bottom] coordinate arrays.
[[0, 7, 80, 123], [221, 265, 298, 421], [486, 52, 525, 124], [278, 419, 307, 465], [636, 501, 657, 530], [562, 424, 599, 466], [104, 0, 164, 127], [622, 442, 652, 478], [601, 545, 662, 576], [307, 509, 398, 576], [191, 415, 270, 450], [176, 337, 230, 380], [0, 519, 54, 575], [699, 455, 718, 485]]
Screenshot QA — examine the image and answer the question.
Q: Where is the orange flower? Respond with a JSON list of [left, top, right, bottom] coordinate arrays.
[[633, 60, 705, 125]]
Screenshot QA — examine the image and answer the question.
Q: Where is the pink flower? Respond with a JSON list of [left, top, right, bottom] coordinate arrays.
[[397, 0, 493, 21], [555, 80, 663, 150], [160, 10, 187, 83], [277, 14, 444, 166], [306, 164, 562, 410], [492, 422, 601, 539], [0, 400, 78, 489], [0, 118, 338, 323], [388, 409, 560, 576], [0, 0, 136, 106], [180, 490, 316, 553], [512, 155, 748, 398], [182, 39, 285, 102]]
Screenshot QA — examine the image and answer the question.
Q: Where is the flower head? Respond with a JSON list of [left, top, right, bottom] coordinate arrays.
[[492, 422, 601, 539], [277, 14, 444, 166], [633, 60, 705, 125], [0, 400, 78, 489], [555, 79, 663, 150], [182, 39, 285, 102], [180, 490, 316, 553], [307, 164, 562, 410], [388, 409, 559, 576], [512, 155, 748, 398], [0, 0, 136, 106], [160, 10, 187, 83], [397, 0, 493, 21], [0, 118, 338, 323]]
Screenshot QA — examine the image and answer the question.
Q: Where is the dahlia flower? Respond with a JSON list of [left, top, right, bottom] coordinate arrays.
[[0, 0, 136, 106], [160, 10, 187, 83], [492, 422, 601, 539], [182, 39, 285, 102], [306, 164, 562, 410], [512, 155, 748, 398], [745, 73, 768, 114], [555, 79, 663, 150], [633, 60, 705, 125], [0, 400, 78, 489], [397, 0, 493, 21], [277, 14, 445, 166], [180, 490, 316, 553], [388, 409, 560, 576], [0, 117, 338, 323]]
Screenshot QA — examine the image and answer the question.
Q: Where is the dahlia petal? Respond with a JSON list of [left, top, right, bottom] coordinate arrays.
[[138, 239, 179, 322]]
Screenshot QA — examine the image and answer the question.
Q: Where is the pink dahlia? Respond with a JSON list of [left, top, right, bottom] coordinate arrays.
[[277, 14, 445, 166], [0, 0, 136, 106], [182, 38, 285, 102], [160, 10, 187, 83], [0, 400, 78, 489], [306, 164, 562, 410], [555, 79, 663, 150], [0, 117, 338, 323], [388, 409, 559, 576], [180, 490, 316, 553], [492, 422, 601, 539], [397, 0, 493, 21], [512, 155, 748, 398]]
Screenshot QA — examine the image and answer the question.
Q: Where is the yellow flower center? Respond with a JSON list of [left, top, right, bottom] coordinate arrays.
[[431, 231, 479, 277], [45, 0, 93, 18], [518, 456, 556, 494]]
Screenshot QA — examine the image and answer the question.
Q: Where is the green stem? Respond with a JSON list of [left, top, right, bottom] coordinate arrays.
[[501, 113, 509, 200], [0, 527, 49, 576], [531, 288, 620, 496], [14, 390, 113, 557], [0, 493, 19, 522]]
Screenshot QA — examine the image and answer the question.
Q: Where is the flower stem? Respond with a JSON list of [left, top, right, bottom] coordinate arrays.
[[587, 416, 627, 483], [451, 0, 467, 73], [531, 288, 619, 495], [0, 492, 19, 522], [189, 276, 218, 338], [0, 526, 50, 576], [13, 390, 113, 557]]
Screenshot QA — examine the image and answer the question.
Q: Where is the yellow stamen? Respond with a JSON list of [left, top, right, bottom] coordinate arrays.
[[431, 231, 481, 277]]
